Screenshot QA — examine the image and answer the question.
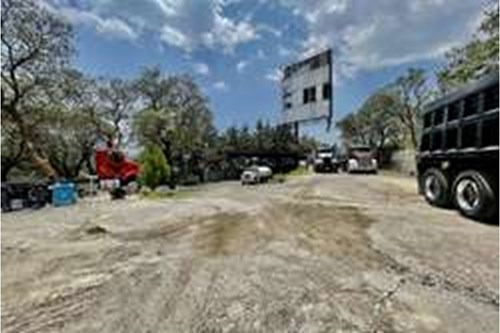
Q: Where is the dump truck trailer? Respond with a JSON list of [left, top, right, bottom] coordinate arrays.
[[416, 73, 498, 221]]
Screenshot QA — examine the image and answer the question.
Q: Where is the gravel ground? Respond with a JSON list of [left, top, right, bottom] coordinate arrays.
[[1, 173, 498, 333]]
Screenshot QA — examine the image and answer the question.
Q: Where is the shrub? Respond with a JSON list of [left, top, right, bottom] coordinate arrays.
[[139, 145, 170, 190]]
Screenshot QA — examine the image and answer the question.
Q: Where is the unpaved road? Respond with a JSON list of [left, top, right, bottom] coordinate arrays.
[[2, 174, 498, 332]]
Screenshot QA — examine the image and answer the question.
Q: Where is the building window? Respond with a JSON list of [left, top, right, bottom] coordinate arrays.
[[322, 83, 331, 100], [303, 86, 317, 104], [310, 87, 316, 102]]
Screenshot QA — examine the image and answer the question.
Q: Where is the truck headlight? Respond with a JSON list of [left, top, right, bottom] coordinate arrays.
[[371, 159, 378, 168], [348, 159, 358, 169]]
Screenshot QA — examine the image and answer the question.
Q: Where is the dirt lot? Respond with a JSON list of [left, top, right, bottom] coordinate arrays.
[[2, 173, 498, 333]]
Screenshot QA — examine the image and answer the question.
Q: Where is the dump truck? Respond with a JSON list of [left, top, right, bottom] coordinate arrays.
[[95, 142, 140, 199], [417, 73, 498, 221]]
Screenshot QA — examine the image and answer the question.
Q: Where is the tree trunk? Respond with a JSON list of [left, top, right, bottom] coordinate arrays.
[[409, 126, 417, 150], [25, 141, 58, 179], [7, 106, 59, 179]]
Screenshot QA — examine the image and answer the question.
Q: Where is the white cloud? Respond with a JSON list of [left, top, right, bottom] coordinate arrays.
[[213, 80, 228, 91], [202, 9, 259, 54], [161, 25, 190, 50], [95, 17, 138, 40], [277, 45, 292, 57], [279, 0, 484, 77], [265, 68, 282, 82], [258, 24, 282, 38], [45, 0, 259, 53], [44, 5, 138, 40], [192, 62, 210, 76], [236, 60, 249, 73]]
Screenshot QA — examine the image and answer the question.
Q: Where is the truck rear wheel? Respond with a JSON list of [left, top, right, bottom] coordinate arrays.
[[422, 168, 450, 207], [110, 188, 126, 200], [452, 170, 497, 220]]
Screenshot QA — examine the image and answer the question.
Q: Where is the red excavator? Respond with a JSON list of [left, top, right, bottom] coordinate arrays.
[[95, 141, 140, 199]]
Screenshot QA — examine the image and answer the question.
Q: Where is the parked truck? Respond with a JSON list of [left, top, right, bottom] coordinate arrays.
[[241, 165, 273, 185], [416, 73, 498, 221], [95, 142, 140, 199], [313, 146, 339, 173], [344, 146, 378, 174]]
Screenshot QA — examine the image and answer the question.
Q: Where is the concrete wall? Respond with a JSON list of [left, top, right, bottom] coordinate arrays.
[[390, 149, 417, 176]]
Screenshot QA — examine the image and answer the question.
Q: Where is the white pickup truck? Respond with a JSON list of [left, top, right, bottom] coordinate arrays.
[[241, 166, 273, 185]]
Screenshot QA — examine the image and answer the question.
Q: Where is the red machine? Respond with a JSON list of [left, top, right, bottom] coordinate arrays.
[[95, 143, 140, 198]]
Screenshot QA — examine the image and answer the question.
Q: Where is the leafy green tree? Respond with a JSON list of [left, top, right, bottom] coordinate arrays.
[[1, 0, 74, 178], [336, 112, 369, 146], [35, 68, 103, 178], [97, 78, 137, 147], [1, 118, 26, 181], [438, 5, 499, 91], [37, 108, 101, 178], [337, 88, 408, 150], [357, 91, 404, 149], [139, 144, 171, 190], [393, 68, 433, 149], [133, 67, 216, 182]]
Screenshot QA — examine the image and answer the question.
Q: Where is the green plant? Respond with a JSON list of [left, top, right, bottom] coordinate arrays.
[[286, 165, 311, 176], [139, 144, 170, 190]]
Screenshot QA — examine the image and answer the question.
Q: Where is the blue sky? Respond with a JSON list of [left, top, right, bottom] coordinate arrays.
[[43, 0, 490, 143]]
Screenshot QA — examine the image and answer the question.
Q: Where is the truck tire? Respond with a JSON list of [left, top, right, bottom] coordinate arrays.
[[422, 168, 451, 207], [110, 188, 126, 200], [452, 170, 497, 220]]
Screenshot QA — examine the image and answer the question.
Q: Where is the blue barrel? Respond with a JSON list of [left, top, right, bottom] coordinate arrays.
[[50, 182, 76, 207]]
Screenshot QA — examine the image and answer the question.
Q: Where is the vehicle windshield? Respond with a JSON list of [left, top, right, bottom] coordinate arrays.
[[351, 147, 371, 153]]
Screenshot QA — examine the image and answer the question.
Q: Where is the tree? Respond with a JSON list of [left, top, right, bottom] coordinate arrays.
[[393, 68, 433, 150], [337, 113, 369, 146], [133, 67, 216, 181], [357, 91, 404, 149], [337, 87, 409, 151], [1, 118, 26, 181], [438, 5, 499, 91], [133, 66, 171, 111], [36, 109, 101, 178], [98, 78, 137, 147], [139, 144, 170, 190], [1, 0, 73, 178], [35, 69, 103, 178]]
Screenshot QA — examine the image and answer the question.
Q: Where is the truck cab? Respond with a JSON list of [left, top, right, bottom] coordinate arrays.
[[313, 146, 338, 173], [95, 144, 140, 198], [345, 146, 378, 174], [417, 73, 498, 221]]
